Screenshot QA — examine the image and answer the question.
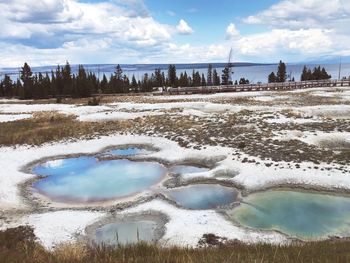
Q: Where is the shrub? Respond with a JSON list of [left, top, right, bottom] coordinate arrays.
[[88, 97, 100, 106], [238, 141, 246, 149]]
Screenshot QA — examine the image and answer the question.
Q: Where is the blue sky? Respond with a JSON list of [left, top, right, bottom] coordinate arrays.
[[0, 0, 349, 67], [147, 0, 276, 42]]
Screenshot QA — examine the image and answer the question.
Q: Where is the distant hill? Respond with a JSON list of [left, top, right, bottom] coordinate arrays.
[[297, 56, 350, 65], [0, 62, 273, 78], [1, 62, 271, 72], [120, 62, 273, 71]]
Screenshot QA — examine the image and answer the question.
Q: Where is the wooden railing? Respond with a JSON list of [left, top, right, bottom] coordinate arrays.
[[162, 79, 350, 95]]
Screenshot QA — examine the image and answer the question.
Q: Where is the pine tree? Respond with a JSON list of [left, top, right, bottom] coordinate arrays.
[[276, 60, 286, 82], [154, 68, 163, 87], [239, 78, 249, 85], [88, 72, 99, 94], [36, 73, 44, 99], [16, 79, 24, 99], [192, 71, 201, 86], [71, 74, 77, 96], [301, 66, 308, 81], [123, 75, 130, 93], [179, 72, 185, 87], [141, 73, 150, 92], [112, 64, 124, 93], [301, 65, 331, 81], [167, 64, 177, 87], [20, 62, 33, 99], [2, 75, 13, 97], [131, 74, 138, 91], [178, 71, 188, 87], [161, 72, 166, 87], [221, 67, 230, 85], [313, 66, 322, 80], [76, 65, 91, 97], [42, 73, 50, 98], [100, 74, 109, 93], [201, 73, 206, 86], [321, 67, 331, 79], [62, 61, 73, 95], [268, 72, 277, 83], [50, 71, 56, 97], [183, 71, 189, 87], [55, 65, 64, 96], [191, 70, 196, 87], [213, 69, 220, 85], [207, 64, 213, 86], [307, 68, 312, 80], [115, 64, 123, 81], [0, 79, 4, 97]]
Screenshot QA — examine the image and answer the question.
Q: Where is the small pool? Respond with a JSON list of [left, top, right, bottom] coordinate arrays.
[[169, 165, 209, 175], [93, 220, 159, 245], [230, 191, 350, 239], [32, 157, 167, 202], [105, 147, 154, 156], [165, 184, 239, 209]]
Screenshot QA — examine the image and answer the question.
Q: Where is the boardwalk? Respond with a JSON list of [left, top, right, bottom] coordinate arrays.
[[163, 79, 350, 95]]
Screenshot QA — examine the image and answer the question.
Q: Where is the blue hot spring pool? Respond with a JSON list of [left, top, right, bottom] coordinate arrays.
[[165, 184, 239, 209], [230, 190, 350, 239], [169, 165, 209, 175], [32, 156, 167, 202], [104, 147, 154, 156], [93, 220, 159, 245]]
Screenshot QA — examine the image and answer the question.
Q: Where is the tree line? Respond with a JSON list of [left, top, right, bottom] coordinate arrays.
[[300, 65, 331, 81], [268, 61, 332, 83], [0, 61, 335, 99], [0, 62, 237, 99]]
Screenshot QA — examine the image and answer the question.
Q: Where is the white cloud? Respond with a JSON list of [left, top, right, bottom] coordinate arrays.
[[0, 0, 350, 67], [235, 29, 333, 59], [226, 23, 240, 39], [0, 0, 180, 67], [0, 40, 143, 68], [0, 0, 173, 65], [0, 0, 83, 23], [243, 0, 350, 31], [142, 43, 229, 64], [237, 0, 350, 61], [176, 19, 194, 35], [62, 38, 112, 51]]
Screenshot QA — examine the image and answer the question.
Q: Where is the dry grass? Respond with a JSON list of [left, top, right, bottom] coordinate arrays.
[[1, 109, 349, 167], [0, 112, 132, 146], [1, 227, 350, 263], [52, 244, 88, 262], [318, 138, 350, 150]]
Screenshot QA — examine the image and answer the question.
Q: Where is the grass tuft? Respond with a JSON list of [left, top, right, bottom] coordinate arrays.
[[1, 227, 350, 263]]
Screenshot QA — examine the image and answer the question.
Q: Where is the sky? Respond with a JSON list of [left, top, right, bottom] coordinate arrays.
[[0, 0, 350, 67]]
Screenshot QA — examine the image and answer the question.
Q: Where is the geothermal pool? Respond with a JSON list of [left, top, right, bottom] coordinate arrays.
[[30, 147, 350, 242], [169, 165, 209, 175], [92, 220, 159, 245], [230, 190, 350, 239], [165, 184, 239, 209], [33, 156, 166, 202], [105, 147, 154, 156]]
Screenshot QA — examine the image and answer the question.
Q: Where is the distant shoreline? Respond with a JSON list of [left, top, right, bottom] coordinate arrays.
[[0, 62, 272, 72]]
